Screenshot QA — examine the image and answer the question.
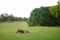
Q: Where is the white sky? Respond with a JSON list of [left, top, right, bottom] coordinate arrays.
[[0, 0, 58, 18]]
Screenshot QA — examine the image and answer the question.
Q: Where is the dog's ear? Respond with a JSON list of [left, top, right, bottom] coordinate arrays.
[[17, 28, 20, 30], [16, 28, 19, 32]]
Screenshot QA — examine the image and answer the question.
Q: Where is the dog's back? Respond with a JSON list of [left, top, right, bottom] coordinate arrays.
[[16, 29, 24, 33]]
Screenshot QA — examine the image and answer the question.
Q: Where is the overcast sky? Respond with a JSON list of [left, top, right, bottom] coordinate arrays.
[[0, 0, 58, 18]]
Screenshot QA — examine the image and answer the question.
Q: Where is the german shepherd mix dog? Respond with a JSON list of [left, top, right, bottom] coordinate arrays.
[[16, 29, 29, 33]]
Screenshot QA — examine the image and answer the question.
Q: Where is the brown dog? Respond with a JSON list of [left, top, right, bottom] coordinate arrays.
[[16, 29, 29, 33]]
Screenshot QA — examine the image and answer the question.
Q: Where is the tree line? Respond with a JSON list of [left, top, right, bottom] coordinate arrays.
[[28, 1, 60, 26], [0, 13, 27, 23]]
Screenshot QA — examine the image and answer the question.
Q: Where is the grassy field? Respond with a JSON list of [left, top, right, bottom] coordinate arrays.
[[0, 22, 60, 40]]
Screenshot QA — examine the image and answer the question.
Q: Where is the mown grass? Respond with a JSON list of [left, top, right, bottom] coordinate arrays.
[[0, 21, 60, 40]]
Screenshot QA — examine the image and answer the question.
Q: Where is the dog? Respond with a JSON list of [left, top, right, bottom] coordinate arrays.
[[16, 29, 29, 33]]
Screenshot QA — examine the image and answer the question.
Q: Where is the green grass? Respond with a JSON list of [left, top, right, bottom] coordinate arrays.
[[0, 22, 60, 40]]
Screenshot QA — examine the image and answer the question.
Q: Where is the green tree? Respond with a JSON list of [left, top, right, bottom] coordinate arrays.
[[0, 13, 5, 22], [28, 7, 51, 26]]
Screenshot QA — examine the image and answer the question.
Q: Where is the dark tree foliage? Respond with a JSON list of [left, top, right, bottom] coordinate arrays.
[[28, 7, 51, 26], [28, 2, 60, 26]]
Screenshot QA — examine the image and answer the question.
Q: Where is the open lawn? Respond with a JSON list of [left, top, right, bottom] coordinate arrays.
[[0, 22, 60, 40]]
